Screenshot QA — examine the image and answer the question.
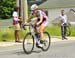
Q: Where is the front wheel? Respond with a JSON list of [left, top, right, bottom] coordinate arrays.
[[42, 32, 51, 51], [23, 32, 34, 54]]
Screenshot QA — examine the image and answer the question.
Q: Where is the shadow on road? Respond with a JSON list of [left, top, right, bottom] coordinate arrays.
[[14, 49, 42, 55]]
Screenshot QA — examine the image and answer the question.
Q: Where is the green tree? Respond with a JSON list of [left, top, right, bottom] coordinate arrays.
[[0, 0, 16, 19]]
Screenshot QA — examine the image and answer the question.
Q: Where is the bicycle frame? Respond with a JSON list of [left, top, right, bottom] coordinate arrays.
[[23, 23, 51, 54], [22, 23, 39, 42]]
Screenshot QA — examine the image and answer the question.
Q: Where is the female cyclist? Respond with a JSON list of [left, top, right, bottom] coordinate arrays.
[[27, 4, 48, 47]]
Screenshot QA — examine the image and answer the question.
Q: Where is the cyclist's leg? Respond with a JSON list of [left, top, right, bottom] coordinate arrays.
[[36, 21, 48, 48], [35, 25, 45, 48], [36, 19, 48, 47], [39, 21, 48, 43], [39, 24, 45, 41]]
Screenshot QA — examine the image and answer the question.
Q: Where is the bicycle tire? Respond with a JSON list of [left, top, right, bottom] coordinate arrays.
[[66, 26, 71, 36], [42, 32, 51, 51], [23, 32, 34, 54]]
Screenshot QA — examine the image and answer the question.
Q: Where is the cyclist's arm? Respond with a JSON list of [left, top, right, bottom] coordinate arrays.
[[36, 11, 43, 25], [36, 16, 43, 25]]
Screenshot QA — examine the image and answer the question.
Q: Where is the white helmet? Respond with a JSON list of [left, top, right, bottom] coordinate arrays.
[[31, 4, 38, 11]]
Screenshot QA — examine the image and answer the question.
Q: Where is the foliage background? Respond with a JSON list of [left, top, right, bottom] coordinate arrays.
[[0, 0, 16, 19]]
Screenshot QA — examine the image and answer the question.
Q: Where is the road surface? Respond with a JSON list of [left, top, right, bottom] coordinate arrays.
[[0, 39, 75, 58]]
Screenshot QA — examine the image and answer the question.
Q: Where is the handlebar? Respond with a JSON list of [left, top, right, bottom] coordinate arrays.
[[22, 23, 35, 30]]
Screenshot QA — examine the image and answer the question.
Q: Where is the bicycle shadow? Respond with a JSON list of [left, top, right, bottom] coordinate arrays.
[[32, 49, 42, 53], [13, 49, 42, 55]]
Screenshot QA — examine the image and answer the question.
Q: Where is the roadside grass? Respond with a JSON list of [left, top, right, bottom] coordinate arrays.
[[70, 26, 75, 36], [0, 28, 14, 41], [0, 28, 26, 42], [0, 26, 75, 41], [45, 26, 75, 36], [45, 26, 61, 36]]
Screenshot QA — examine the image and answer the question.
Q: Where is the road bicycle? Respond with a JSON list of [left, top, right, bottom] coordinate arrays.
[[66, 23, 71, 36], [22, 23, 51, 54]]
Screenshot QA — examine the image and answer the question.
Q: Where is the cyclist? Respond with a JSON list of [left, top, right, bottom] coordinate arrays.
[[27, 4, 48, 47]]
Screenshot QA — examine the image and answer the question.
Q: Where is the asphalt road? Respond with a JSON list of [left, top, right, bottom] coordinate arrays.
[[0, 40, 75, 58]]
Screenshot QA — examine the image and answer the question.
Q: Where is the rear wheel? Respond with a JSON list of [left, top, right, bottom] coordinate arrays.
[[42, 32, 51, 51], [66, 26, 71, 36], [23, 32, 34, 54]]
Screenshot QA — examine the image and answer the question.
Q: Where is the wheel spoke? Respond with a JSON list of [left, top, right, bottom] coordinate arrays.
[[23, 33, 34, 54], [42, 32, 51, 51]]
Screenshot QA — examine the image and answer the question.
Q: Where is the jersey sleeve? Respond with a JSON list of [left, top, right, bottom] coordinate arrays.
[[39, 10, 43, 17]]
